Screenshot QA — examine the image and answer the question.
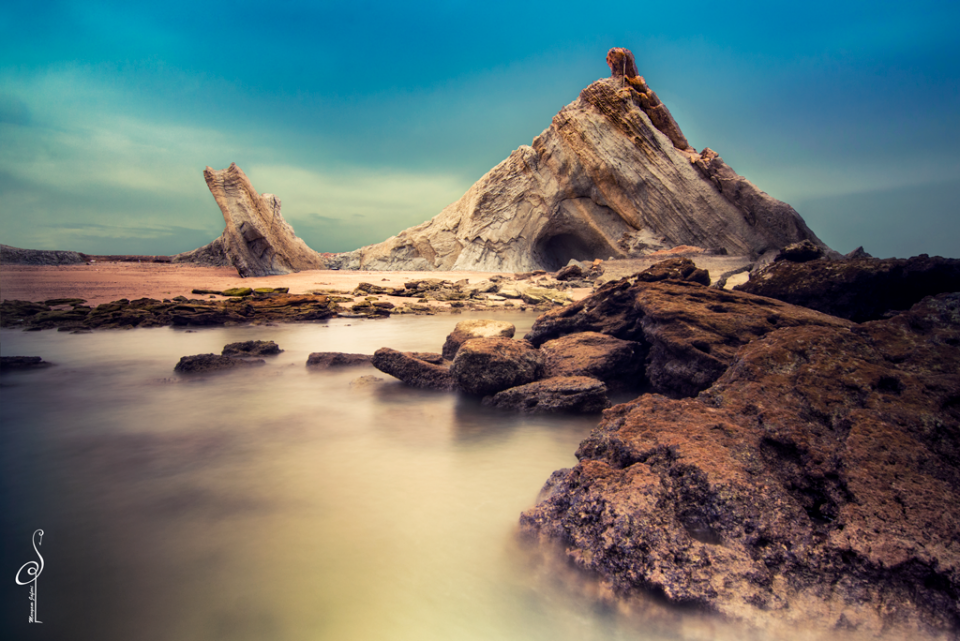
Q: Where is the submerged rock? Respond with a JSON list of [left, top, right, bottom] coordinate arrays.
[[736, 254, 960, 322], [520, 293, 960, 636], [0, 356, 53, 372], [174, 353, 265, 374], [483, 376, 609, 414], [306, 352, 372, 368]]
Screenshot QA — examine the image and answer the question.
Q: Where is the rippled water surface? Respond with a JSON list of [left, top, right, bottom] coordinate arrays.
[[3, 313, 737, 641]]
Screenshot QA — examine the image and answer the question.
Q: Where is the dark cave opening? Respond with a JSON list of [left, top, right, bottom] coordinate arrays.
[[535, 232, 609, 271]]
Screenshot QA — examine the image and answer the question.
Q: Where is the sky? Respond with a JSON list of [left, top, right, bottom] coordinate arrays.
[[1, 0, 958, 259]]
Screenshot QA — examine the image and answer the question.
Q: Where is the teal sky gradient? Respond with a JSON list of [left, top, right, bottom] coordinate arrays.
[[1, 0, 958, 258]]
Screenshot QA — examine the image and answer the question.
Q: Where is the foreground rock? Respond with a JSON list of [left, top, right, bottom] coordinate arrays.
[[174, 354, 265, 374], [441, 319, 516, 359], [483, 376, 609, 414], [527, 277, 851, 397], [450, 338, 544, 396], [329, 48, 828, 272], [520, 293, 960, 637], [173, 163, 326, 277], [371, 348, 455, 391], [222, 340, 282, 356], [736, 254, 960, 322]]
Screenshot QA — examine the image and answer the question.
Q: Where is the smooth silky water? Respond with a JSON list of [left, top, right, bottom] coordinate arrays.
[[2, 313, 745, 641]]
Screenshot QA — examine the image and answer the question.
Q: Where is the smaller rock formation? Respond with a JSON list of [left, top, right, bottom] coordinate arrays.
[[450, 338, 544, 396], [441, 320, 516, 360], [306, 352, 372, 368], [0, 244, 86, 265], [174, 353, 265, 374], [174, 163, 326, 277], [483, 376, 609, 413], [540, 332, 644, 391], [222, 340, 282, 356], [371, 348, 456, 390], [774, 239, 824, 263], [735, 254, 960, 322], [0, 356, 53, 372], [632, 257, 710, 285]]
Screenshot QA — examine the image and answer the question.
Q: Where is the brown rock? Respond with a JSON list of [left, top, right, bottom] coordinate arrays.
[[483, 376, 609, 414], [540, 332, 644, 390], [371, 348, 455, 391], [634, 257, 710, 285], [526, 279, 851, 397], [520, 293, 960, 636], [450, 337, 544, 396], [441, 319, 516, 360], [222, 340, 282, 356], [174, 353, 265, 374], [306, 352, 372, 368], [173, 163, 326, 277], [555, 264, 584, 281], [605, 47, 639, 78], [735, 254, 960, 323], [774, 239, 824, 263]]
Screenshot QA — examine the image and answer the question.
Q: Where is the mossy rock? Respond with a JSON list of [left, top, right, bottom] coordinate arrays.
[[254, 287, 289, 294], [222, 287, 254, 297]]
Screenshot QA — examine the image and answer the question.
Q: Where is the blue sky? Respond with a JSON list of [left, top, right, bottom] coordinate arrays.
[[1, 0, 958, 259]]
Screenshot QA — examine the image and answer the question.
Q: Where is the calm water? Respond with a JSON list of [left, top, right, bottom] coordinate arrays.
[[1, 313, 754, 641]]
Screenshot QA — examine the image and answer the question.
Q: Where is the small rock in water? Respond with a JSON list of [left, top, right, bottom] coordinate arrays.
[[0, 356, 53, 372], [174, 354, 265, 374], [222, 340, 282, 356], [306, 352, 372, 368]]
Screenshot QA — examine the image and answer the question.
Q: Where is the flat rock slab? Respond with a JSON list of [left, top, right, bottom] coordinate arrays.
[[306, 352, 372, 368], [521, 293, 960, 636], [0, 356, 53, 372], [527, 278, 851, 397], [483, 376, 609, 414], [222, 340, 282, 356], [174, 353, 266, 374]]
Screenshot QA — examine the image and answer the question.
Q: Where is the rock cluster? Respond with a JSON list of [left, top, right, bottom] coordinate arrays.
[[330, 48, 828, 272], [520, 292, 960, 637], [173, 163, 327, 277], [736, 253, 960, 322]]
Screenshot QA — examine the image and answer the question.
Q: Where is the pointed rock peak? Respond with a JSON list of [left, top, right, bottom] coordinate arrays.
[[606, 47, 639, 79]]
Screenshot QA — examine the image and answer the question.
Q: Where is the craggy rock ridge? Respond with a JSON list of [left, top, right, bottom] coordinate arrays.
[[1, 243, 87, 265], [519, 292, 960, 637], [331, 47, 827, 272], [173, 163, 326, 277], [735, 254, 960, 322]]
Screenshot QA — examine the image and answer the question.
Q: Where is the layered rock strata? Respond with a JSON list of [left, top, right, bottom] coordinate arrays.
[[331, 48, 827, 272], [174, 163, 326, 277], [520, 293, 960, 636]]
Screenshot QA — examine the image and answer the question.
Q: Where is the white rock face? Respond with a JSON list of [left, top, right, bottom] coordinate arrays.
[[330, 71, 828, 272], [174, 163, 326, 277]]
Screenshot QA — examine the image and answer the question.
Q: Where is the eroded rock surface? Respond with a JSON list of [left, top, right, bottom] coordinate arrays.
[[520, 293, 960, 636], [450, 337, 544, 396], [736, 254, 960, 322], [306, 352, 372, 368], [371, 348, 455, 391], [441, 319, 516, 360], [540, 332, 643, 391], [330, 48, 827, 272], [483, 376, 609, 414], [174, 163, 326, 277], [174, 353, 265, 374], [222, 340, 282, 356], [527, 277, 851, 397]]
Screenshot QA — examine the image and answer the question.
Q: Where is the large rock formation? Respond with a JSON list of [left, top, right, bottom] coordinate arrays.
[[173, 163, 326, 277], [330, 48, 828, 271], [520, 293, 960, 636]]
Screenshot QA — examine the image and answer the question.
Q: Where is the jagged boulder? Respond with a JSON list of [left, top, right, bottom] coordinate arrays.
[[330, 48, 828, 272], [482, 376, 609, 414], [735, 254, 960, 322], [634, 256, 710, 285], [526, 277, 851, 397], [520, 293, 960, 636], [173, 163, 326, 277], [450, 338, 544, 396]]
